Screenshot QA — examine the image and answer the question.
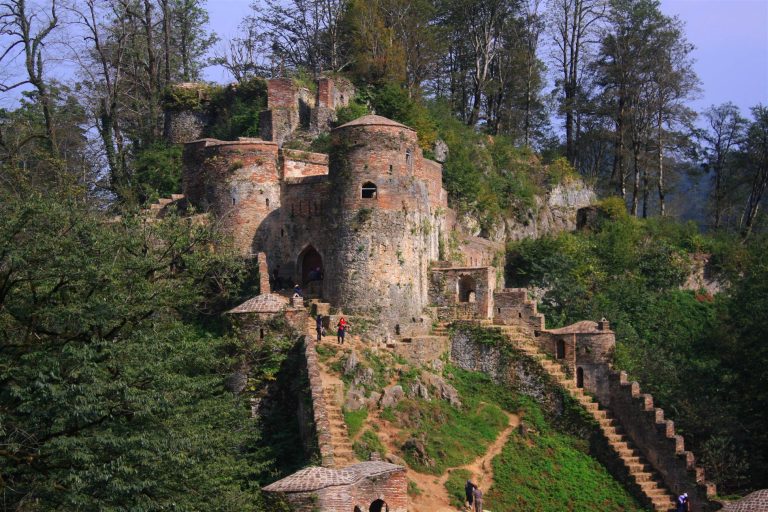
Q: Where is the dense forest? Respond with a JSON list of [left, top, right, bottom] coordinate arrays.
[[1, 0, 766, 509]]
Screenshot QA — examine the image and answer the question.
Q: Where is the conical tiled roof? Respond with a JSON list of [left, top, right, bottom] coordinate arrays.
[[226, 293, 288, 314], [335, 114, 413, 131]]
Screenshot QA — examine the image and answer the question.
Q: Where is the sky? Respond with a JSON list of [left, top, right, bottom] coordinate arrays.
[[203, 0, 768, 117], [1, 0, 765, 118]]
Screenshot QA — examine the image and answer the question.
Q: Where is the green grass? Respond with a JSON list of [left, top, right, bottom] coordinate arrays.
[[407, 479, 422, 497], [343, 407, 368, 438], [445, 468, 473, 508], [353, 429, 386, 461], [485, 400, 645, 512], [396, 398, 507, 475]]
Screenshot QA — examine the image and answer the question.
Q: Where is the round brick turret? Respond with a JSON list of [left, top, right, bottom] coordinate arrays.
[[324, 115, 440, 338], [183, 138, 281, 255]]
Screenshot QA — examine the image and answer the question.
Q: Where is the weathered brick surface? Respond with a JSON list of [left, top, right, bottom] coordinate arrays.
[[283, 149, 329, 178], [263, 461, 407, 512], [721, 490, 768, 511], [304, 337, 336, 468], [605, 371, 718, 511], [429, 266, 496, 320]]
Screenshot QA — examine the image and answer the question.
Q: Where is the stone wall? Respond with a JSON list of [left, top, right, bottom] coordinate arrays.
[[322, 120, 442, 339], [605, 371, 718, 511], [164, 110, 209, 144], [493, 288, 545, 332], [283, 149, 329, 178], [182, 138, 281, 255], [429, 266, 496, 320], [303, 337, 335, 467]]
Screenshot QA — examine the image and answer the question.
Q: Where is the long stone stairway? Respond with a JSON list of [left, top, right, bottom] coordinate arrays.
[[304, 306, 357, 469], [492, 324, 677, 512]]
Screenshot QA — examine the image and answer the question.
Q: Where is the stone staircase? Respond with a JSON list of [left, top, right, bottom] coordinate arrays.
[[322, 382, 356, 468], [493, 325, 677, 512], [304, 311, 357, 469]]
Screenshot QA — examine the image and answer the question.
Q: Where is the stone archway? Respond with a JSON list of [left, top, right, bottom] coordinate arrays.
[[369, 499, 388, 512], [297, 245, 323, 286], [458, 275, 476, 303]]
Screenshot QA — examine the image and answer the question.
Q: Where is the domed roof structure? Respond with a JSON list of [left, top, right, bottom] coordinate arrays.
[[226, 293, 288, 314], [335, 114, 413, 131]]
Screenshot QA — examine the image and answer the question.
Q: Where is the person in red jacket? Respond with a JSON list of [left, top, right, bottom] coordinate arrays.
[[336, 317, 348, 345]]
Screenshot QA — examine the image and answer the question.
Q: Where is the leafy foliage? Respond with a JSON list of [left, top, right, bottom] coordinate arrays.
[[131, 142, 183, 203], [507, 216, 768, 492], [0, 193, 277, 510]]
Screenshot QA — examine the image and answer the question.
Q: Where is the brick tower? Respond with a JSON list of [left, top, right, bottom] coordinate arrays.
[[323, 115, 440, 338]]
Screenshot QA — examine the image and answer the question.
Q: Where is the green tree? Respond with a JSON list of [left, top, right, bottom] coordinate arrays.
[[0, 192, 277, 510]]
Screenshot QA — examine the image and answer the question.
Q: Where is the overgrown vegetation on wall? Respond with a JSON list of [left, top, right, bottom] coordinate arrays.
[[506, 210, 768, 493]]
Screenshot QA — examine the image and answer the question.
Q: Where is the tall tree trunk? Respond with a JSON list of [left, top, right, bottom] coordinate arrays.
[[657, 110, 665, 217], [631, 142, 640, 216]]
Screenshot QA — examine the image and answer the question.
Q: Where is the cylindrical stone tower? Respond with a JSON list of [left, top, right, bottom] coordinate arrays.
[[182, 138, 281, 255], [324, 115, 439, 339]]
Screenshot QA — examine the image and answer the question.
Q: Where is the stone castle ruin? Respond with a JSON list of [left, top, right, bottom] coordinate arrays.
[[162, 77, 730, 511]]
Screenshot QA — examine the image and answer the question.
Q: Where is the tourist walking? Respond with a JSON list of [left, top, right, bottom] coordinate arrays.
[[464, 480, 476, 510], [472, 485, 483, 512], [676, 492, 689, 512], [337, 317, 348, 344], [316, 314, 324, 341]]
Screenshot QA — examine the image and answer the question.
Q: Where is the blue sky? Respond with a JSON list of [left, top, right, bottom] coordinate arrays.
[[203, 0, 768, 116]]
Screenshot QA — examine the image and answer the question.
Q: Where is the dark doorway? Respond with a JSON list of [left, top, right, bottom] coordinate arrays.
[[298, 246, 323, 286], [458, 275, 476, 303], [577, 367, 584, 388], [556, 339, 566, 359], [369, 499, 388, 512], [354, 507, 363, 512]]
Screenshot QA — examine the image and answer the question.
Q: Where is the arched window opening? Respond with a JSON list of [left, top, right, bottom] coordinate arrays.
[[259, 328, 265, 340], [266, 197, 270, 207], [369, 499, 388, 512], [458, 275, 476, 303], [232, 197, 236, 206], [389, 164, 393, 173], [576, 367, 584, 388], [395, 324, 401, 335], [556, 339, 566, 359], [362, 182, 378, 199]]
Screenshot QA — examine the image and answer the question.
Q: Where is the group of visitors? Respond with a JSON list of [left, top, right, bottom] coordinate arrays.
[[464, 480, 483, 512], [315, 314, 349, 345]]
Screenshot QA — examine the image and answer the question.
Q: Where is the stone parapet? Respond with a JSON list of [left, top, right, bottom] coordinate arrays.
[[303, 337, 335, 468], [607, 371, 718, 511]]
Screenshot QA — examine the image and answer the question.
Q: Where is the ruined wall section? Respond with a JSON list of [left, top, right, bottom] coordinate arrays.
[[182, 138, 281, 255], [324, 121, 441, 339], [283, 149, 329, 178], [312, 77, 355, 134], [606, 371, 718, 511]]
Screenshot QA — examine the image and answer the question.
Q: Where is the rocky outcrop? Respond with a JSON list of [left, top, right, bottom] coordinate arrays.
[[457, 178, 596, 243]]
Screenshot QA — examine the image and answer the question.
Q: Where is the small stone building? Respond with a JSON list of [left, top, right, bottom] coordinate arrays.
[[262, 462, 407, 512], [536, 319, 614, 398]]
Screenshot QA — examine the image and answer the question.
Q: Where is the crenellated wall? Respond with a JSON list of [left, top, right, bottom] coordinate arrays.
[[604, 371, 718, 511]]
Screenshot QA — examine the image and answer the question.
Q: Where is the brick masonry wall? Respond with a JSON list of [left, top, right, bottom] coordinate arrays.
[[322, 123, 443, 339], [182, 139, 281, 255], [429, 267, 496, 319], [303, 336, 335, 468], [315, 470, 408, 512], [282, 149, 329, 178], [606, 371, 718, 511], [493, 289, 545, 332]]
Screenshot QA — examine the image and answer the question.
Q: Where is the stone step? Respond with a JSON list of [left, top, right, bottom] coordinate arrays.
[[171, 193, 185, 200], [157, 197, 173, 205]]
